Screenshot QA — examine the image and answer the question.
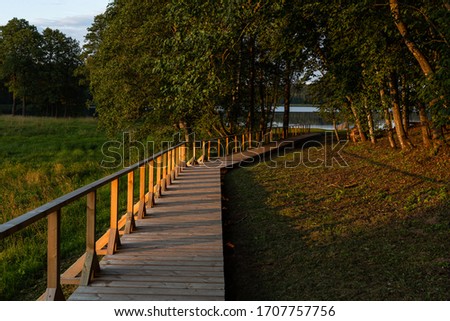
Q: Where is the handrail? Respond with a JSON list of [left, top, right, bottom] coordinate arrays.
[[0, 143, 184, 240], [0, 141, 187, 301]]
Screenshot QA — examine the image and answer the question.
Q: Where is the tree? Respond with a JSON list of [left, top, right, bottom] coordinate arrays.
[[0, 18, 41, 116], [389, 0, 450, 148], [84, 0, 449, 150], [39, 28, 84, 117]]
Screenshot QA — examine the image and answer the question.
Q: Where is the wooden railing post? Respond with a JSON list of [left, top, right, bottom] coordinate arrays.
[[207, 141, 211, 160], [167, 150, 172, 186], [107, 179, 121, 254], [248, 132, 252, 150], [179, 144, 185, 170], [225, 137, 229, 156], [192, 141, 196, 164], [217, 139, 221, 157], [124, 172, 136, 234], [171, 148, 176, 182], [182, 144, 186, 169], [156, 155, 162, 198], [148, 160, 155, 208], [201, 141, 206, 162], [174, 146, 179, 177], [43, 209, 65, 300], [242, 134, 245, 151], [161, 152, 167, 192], [80, 191, 100, 286], [137, 165, 147, 220]]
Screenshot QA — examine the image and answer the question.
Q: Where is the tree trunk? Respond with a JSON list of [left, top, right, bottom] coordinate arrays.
[[283, 62, 291, 139], [259, 71, 266, 134], [365, 97, 376, 144], [247, 36, 256, 135], [389, 0, 434, 78], [333, 119, 340, 142], [12, 93, 16, 116], [400, 75, 409, 134], [367, 110, 376, 144], [178, 120, 191, 144], [418, 102, 432, 148], [347, 96, 367, 142], [384, 108, 397, 149], [22, 97, 26, 116], [389, 71, 412, 150], [345, 117, 351, 141], [380, 88, 396, 148]]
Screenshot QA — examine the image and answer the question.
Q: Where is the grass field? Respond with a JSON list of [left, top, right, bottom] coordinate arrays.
[[0, 116, 113, 300], [223, 131, 450, 300]]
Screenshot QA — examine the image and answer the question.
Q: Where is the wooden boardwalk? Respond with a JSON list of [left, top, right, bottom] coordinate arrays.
[[69, 133, 321, 301], [69, 165, 224, 301]]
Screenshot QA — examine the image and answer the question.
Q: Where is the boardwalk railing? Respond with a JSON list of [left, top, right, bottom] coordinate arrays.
[[0, 142, 187, 300], [190, 126, 311, 164], [0, 127, 308, 300]]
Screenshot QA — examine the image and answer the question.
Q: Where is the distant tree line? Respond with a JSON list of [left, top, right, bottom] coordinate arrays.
[[82, 0, 448, 150], [0, 18, 87, 117]]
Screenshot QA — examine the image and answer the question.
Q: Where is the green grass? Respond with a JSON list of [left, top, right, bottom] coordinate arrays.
[[0, 116, 115, 300], [223, 131, 450, 300]]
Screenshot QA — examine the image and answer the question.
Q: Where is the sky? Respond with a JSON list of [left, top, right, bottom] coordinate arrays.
[[0, 0, 112, 44]]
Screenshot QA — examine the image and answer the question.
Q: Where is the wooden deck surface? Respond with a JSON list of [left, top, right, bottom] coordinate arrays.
[[69, 165, 224, 301], [69, 133, 322, 301]]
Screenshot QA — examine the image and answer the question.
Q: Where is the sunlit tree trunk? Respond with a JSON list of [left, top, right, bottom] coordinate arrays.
[[347, 96, 367, 142], [389, 0, 434, 78], [389, 71, 412, 150], [418, 102, 432, 148], [380, 88, 396, 149], [365, 97, 376, 144]]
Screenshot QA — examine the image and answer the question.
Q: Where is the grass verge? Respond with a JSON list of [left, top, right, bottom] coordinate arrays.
[[223, 131, 450, 300], [0, 116, 113, 300]]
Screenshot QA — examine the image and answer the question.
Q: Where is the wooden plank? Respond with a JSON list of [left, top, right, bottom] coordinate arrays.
[[93, 274, 224, 284], [102, 258, 223, 267], [69, 293, 223, 301], [85, 280, 224, 290], [96, 268, 223, 277], [97, 254, 223, 262], [71, 285, 224, 297]]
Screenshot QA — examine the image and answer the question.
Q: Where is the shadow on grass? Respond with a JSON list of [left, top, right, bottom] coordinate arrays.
[[222, 156, 450, 301]]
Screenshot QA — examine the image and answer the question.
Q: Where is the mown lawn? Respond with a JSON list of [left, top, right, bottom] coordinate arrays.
[[0, 116, 113, 300], [223, 131, 450, 300]]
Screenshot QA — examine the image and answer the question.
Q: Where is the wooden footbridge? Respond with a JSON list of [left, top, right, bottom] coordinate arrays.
[[0, 129, 321, 301]]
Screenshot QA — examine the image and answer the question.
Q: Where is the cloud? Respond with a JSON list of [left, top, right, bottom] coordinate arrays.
[[32, 14, 95, 43]]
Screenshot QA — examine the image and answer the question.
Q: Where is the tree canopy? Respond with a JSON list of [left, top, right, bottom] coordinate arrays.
[[0, 18, 86, 116], [84, 0, 449, 149]]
